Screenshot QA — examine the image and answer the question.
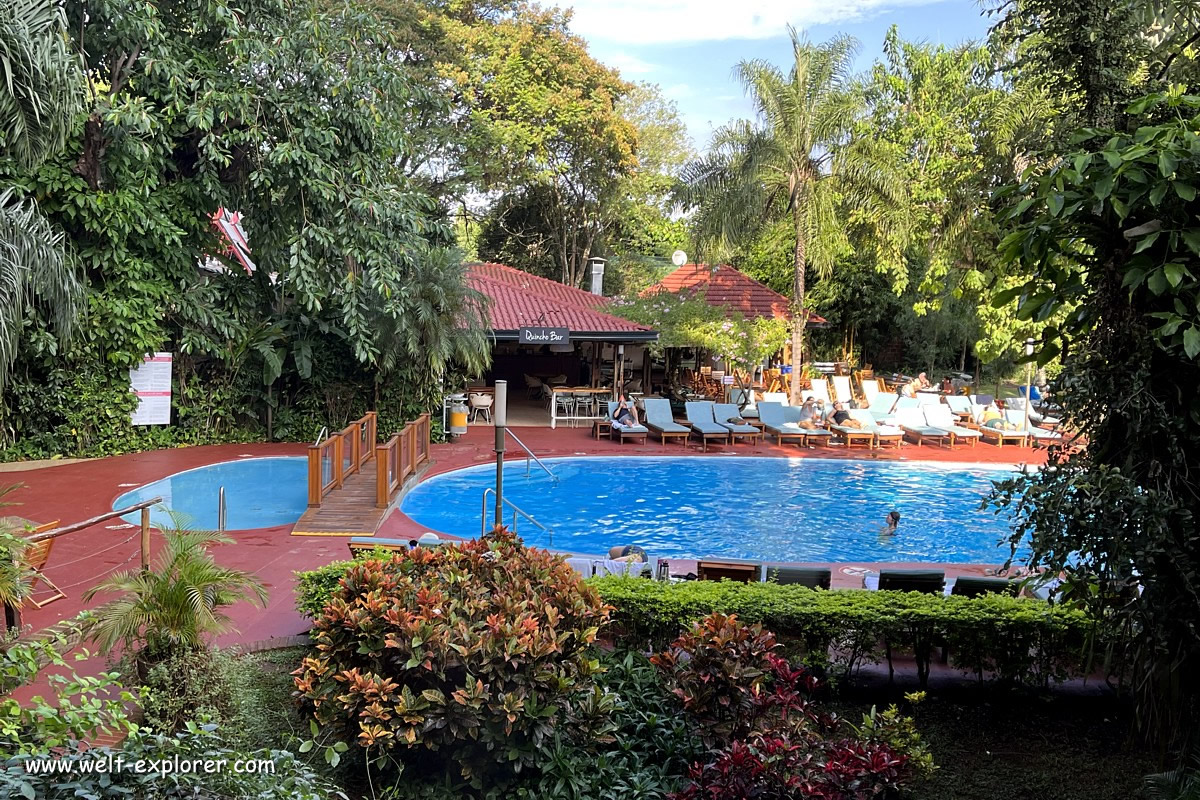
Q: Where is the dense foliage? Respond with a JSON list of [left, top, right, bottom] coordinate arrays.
[[0, 724, 341, 800], [294, 530, 611, 788], [1, 0, 489, 459], [593, 576, 1097, 688], [657, 613, 926, 800]]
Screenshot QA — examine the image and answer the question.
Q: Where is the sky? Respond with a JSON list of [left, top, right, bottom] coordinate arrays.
[[560, 0, 993, 150]]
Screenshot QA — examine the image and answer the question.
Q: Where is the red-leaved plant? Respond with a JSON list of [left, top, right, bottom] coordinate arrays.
[[293, 528, 611, 787], [657, 613, 917, 800]]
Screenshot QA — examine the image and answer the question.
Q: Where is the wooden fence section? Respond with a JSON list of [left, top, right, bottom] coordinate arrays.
[[307, 412, 377, 508], [295, 412, 431, 536], [376, 413, 432, 508]]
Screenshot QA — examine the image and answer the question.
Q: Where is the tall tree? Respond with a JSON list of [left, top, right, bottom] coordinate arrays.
[[678, 31, 903, 402], [0, 0, 83, 392], [453, 7, 636, 287]]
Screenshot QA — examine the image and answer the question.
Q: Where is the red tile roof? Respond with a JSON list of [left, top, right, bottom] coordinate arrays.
[[467, 262, 656, 340], [646, 263, 826, 325]]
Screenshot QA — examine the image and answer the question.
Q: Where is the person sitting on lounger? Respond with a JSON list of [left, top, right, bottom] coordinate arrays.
[[797, 398, 822, 429], [608, 544, 647, 563], [900, 377, 921, 397], [831, 402, 863, 428], [917, 372, 932, 390], [611, 395, 639, 429]]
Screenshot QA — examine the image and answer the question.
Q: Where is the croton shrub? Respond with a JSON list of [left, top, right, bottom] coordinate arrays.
[[655, 613, 931, 800], [293, 529, 611, 787]]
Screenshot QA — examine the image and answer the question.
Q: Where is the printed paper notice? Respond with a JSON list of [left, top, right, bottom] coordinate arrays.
[[130, 352, 172, 426]]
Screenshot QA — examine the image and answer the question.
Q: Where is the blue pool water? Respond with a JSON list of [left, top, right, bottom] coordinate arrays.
[[114, 457, 308, 530], [401, 457, 1026, 564]]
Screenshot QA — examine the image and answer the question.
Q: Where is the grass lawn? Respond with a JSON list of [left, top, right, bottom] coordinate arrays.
[[836, 688, 1152, 800]]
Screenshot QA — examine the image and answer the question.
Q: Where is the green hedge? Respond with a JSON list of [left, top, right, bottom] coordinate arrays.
[[589, 577, 1104, 689], [294, 549, 394, 618]]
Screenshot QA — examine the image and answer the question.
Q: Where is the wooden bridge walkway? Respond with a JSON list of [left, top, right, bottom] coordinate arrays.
[[292, 459, 388, 536]]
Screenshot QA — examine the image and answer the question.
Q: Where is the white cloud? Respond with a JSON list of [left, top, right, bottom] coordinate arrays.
[[663, 83, 695, 100], [565, 0, 936, 44], [605, 51, 659, 74]]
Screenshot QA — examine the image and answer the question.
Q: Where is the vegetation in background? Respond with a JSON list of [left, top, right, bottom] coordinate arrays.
[[678, 31, 905, 401]]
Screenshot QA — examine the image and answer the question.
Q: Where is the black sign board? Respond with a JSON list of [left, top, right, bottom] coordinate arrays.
[[518, 326, 570, 344]]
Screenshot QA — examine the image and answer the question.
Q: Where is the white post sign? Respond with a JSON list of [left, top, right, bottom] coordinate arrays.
[[130, 352, 173, 426]]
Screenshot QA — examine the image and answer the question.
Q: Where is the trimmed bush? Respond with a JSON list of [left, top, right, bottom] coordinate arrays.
[[293, 530, 611, 788], [591, 577, 1100, 687], [294, 547, 395, 619]]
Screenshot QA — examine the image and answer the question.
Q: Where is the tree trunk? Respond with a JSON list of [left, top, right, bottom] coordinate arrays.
[[790, 208, 808, 405]]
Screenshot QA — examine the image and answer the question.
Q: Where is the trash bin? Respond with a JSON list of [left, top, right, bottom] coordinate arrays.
[[448, 401, 468, 436]]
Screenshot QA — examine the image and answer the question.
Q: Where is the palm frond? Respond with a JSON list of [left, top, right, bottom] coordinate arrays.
[[0, 0, 84, 170]]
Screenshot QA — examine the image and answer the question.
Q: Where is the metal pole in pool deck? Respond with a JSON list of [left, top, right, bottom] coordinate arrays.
[[493, 380, 507, 532], [1023, 338, 1035, 442]]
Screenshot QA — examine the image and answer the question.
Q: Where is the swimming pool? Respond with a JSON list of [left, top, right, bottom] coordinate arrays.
[[114, 457, 309, 530], [400, 456, 1026, 564]]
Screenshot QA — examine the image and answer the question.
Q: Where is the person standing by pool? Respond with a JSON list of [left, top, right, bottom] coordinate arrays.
[[611, 394, 639, 430]]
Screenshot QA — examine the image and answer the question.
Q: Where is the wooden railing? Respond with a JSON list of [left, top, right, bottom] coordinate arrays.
[[307, 412, 378, 507], [376, 413, 431, 508]]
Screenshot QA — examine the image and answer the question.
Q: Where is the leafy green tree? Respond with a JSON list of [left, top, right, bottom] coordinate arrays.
[[991, 90, 1200, 746], [455, 6, 636, 287], [678, 31, 904, 402], [0, 0, 83, 392], [83, 528, 267, 665]]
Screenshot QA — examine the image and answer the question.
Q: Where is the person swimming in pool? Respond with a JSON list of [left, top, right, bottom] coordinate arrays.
[[882, 511, 901, 535]]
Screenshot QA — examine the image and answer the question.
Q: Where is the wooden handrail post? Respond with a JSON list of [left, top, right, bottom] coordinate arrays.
[[140, 507, 151, 571]]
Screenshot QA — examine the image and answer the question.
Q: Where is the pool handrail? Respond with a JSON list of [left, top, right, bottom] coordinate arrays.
[[481, 487, 553, 543], [505, 428, 559, 483]]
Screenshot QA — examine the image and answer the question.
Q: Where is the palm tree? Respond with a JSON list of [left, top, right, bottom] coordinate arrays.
[[678, 31, 903, 402], [0, 0, 85, 391], [83, 528, 268, 664]]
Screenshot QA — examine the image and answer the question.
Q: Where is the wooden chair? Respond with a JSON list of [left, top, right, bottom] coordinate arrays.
[[23, 530, 67, 608]]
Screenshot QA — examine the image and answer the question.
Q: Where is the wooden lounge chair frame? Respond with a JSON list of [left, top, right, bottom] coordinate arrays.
[[835, 428, 875, 449], [978, 426, 1028, 448], [697, 560, 760, 583], [24, 534, 67, 609]]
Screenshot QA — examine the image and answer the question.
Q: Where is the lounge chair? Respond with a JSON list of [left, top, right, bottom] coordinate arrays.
[[865, 569, 946, 594], [1005, 397, 1062, 429], [697, 559, 761, 583], [606, 401, 649, 444], [23, 535, 67, 608], [761, 391, 790, 405], [810, 378, 832, 404], [847, 408, 903, 449], [1004, 410, 1063, 443], [782, 405, 834, 445], [861, 378, 882, 405], [832, 375, 855, 405], [865, 391, 901, 423], [684, 402, 731, 452], [950, 576, 1018, 598], [944, 394, 974, 423], [730, 388, 759, 420], [348, 536, 412, 555], [895, 407, 953, 447], [757, 402, 809, 446], [713, 403, 763, 446], [973, 406, 1028, 447], [924, 405, 981, 448], [642, 398, 689, 446], [763, 565, 832, 589], [829, 411, 876, 449]]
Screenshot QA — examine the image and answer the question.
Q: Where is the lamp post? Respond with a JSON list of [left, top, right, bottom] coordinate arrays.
[[494, 380, 507, 530], [1023, 338, 1035, 443]]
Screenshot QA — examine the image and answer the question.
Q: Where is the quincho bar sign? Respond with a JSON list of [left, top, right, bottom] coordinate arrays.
[[518, 327, 569, 344]]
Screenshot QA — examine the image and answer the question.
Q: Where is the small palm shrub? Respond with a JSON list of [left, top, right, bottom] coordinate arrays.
[[656, 613, 928, 800], [82, 528, 268, 668], [294, 528, 611, 788]]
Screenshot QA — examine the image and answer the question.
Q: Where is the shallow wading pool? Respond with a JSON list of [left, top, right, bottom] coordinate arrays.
[[400, 456, 1026, 564], [114, 457, 308, 530]]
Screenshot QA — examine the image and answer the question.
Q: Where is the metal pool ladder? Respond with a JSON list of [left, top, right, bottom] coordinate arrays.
[[481, 488, 553, 545]]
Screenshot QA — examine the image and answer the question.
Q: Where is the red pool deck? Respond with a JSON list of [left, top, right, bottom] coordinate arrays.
[[5, 429, 1046, 651]]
